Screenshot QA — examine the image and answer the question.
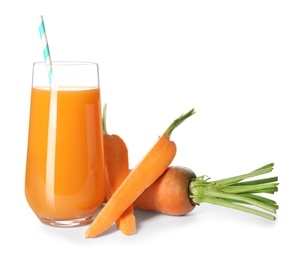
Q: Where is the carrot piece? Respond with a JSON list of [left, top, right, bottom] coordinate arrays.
[[134, 163, 279, 220], [133, 166, 197, 215], [85, 108, 195, 238], [102, 104, 136, 235]]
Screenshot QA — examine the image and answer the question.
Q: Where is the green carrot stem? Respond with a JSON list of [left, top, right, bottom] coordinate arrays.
[[200, 197, 276, 221], [206, 190, 277, 213], [164, 108, 195, 138], [232, 177, 278, 186], [221, 183, 278, 194], [214, 163, 274, 187], [243, 194, 279, 208], [189, 163, 279, 220]]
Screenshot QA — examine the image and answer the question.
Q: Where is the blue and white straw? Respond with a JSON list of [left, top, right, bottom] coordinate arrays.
[[37, 15, 54, 85], [37, 15, 57, 205]]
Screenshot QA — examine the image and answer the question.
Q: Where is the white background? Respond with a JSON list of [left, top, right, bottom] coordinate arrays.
[[1, 0, 298, 259]]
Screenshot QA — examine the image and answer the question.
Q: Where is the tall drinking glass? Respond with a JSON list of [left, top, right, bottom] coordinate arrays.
[[25, 61, 106, 227]]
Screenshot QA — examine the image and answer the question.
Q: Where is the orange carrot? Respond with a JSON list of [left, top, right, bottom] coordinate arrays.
[[133, 166, 196, 215], [85, 108, 195, 238], [102, 104, 136, 235], [134, 163, 279, 220]]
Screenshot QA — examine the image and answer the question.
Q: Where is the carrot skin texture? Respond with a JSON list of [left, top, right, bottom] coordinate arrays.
[[104, 134, 136, 235], [85, 134, 177, 238], [134, 166, 196, 216]]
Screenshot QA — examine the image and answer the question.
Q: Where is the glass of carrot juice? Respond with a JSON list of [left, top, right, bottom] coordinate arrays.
[[25, 61, 106, 227]]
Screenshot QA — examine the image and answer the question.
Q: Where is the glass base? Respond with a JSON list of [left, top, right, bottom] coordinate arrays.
[[38, 215, 93, 228]]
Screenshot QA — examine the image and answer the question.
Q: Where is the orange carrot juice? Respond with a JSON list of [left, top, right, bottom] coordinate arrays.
[[25, 86, 105, 226]]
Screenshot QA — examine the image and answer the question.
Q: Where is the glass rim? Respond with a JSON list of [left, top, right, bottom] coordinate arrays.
[[33, 61, 98, 67]]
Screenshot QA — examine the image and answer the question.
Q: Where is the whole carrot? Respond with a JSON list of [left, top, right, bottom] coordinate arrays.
[[134, 163, 279, 220], [102, 104, 136, 235], [85, 108, 195, 238]]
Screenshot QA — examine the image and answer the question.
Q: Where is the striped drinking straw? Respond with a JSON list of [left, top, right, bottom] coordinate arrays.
[[38, 16, 54, 84], [37, 15, 57, 206]]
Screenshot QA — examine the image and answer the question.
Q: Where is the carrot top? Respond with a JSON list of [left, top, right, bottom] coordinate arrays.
[[164, 109, 195, 138], [189, 163, 279, 220]]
